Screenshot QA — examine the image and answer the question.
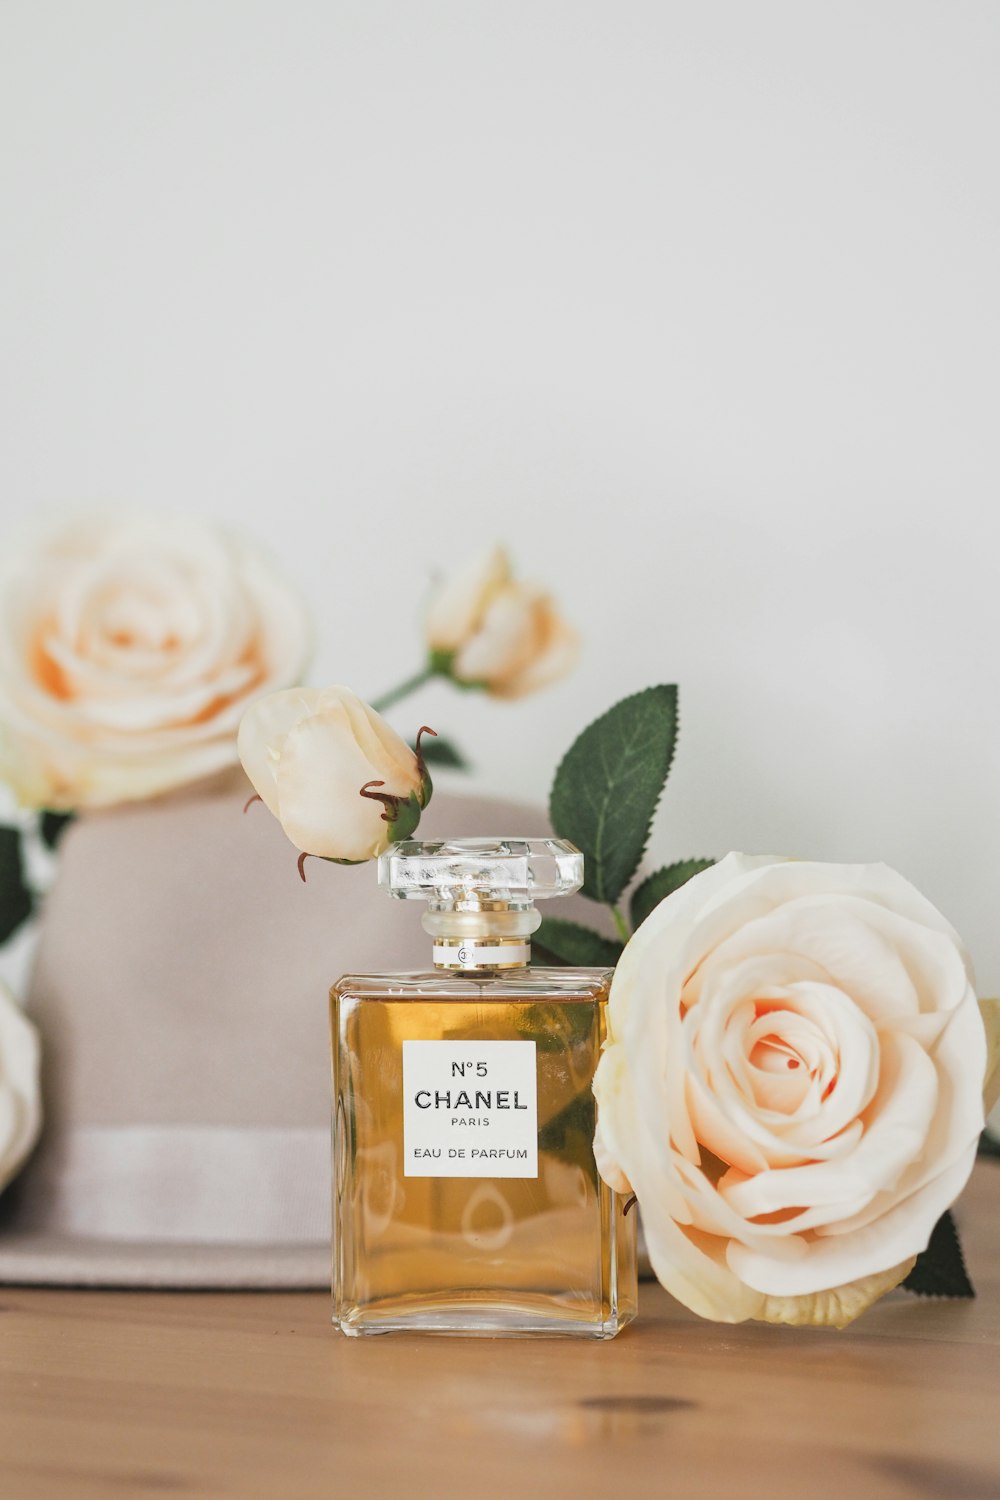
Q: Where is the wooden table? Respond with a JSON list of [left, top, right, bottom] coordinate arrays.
[[1, 1165, 997, 1500]]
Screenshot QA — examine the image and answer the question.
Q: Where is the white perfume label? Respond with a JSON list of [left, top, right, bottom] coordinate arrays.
[[402, 1040, 538, 1178]]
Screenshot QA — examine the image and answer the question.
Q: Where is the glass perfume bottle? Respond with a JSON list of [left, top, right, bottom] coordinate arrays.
[[330, 837, 638, 1338]]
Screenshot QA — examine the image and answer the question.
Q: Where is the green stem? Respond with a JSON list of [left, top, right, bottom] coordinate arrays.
[[610, 905, 630, 945], [370, 664, 437, 714]]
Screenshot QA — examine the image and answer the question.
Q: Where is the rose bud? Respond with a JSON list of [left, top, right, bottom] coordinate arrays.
[[424, 545, 578, 699], [238, 686, 433, 865]]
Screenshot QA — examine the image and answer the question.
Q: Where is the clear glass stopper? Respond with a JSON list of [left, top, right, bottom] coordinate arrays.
[[378, 837, 583, 910]]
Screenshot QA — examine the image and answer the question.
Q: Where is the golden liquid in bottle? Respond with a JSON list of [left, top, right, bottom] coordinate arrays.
[[331, 968, 638, 1337]]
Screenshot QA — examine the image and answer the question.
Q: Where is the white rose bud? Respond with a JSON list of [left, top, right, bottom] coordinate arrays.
[[593, 853, 1000, 1328], [424, 545, 578, 699], [0, 982, 41, 1195], [0, 514, 311, 810], [238, 686, 433, 865]]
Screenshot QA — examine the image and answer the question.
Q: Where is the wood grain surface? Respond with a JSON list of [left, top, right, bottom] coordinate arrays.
[[1, 1164, 997, 1500]]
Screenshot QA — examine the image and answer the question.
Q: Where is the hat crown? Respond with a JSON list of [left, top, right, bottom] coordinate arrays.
[[0, 775, 588, 1286]]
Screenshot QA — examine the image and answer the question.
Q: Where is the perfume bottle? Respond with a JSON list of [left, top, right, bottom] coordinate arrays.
[[330, 837, 638, 1338]]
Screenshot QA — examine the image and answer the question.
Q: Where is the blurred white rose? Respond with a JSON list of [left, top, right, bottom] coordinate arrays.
[[0, 515, 311, 809], [594, 853, 997, 1328], [424, 545, 578, 699], [0, 982, 41, 1193], [238, 686, 432, 864]]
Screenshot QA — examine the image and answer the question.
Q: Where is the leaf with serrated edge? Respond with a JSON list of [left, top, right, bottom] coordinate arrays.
[[549, 685, 678, 905], [0, 826, 33, 944], [534, 917, 622, 968], [902, 1209, 974, 1298], [630, 858, 715, 931]]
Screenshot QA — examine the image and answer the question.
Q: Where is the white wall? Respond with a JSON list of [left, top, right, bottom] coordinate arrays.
[[1, 2, 998, 988]]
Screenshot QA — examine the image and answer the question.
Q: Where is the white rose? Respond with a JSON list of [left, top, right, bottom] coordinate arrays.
[[0, 514, 311, 809], [593, 853, 998, 1328], [424, 545, 578, 699], [0, 982, 41, 1194], [238, 686, 432, 864]]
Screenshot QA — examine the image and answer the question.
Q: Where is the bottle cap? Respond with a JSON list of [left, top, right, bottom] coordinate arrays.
[[378, 837, 583, 911]]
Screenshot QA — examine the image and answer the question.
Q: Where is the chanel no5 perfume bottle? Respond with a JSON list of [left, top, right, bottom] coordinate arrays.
[[330, 837, 638, 1338]]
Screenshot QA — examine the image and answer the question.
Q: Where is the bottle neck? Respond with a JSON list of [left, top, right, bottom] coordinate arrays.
[[430, 937, 533, 971], [421, 903, 540, 972]]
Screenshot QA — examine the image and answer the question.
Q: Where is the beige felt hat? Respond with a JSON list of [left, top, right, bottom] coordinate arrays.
[[0, 771, 605, 1287]]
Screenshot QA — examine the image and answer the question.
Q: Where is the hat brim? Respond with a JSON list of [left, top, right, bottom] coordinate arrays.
[[0, 1231, 331, 1288], [0, 1228, 653, 1289]]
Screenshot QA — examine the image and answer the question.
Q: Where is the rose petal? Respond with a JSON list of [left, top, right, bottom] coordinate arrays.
[[424, 545, 509, 653], [731, 1145, 977, 1296], [237, 687, 320, 816], [753, 1258, 915, 1328], [722, 1033, 937, 1222], [0, 516, 310, 808], [487, 599, 580, 700], [981, 999, 1000, 1114]]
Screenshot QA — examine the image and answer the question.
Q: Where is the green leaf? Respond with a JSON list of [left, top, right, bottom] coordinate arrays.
[[428, 648, 455, 676], [0, 826, 34, 944], [537, 1088, 596, 1164], [902, 1210, 974, 1298], [513, 1000, 598, 1052], [410, 734, 470, 771], [630, 858, 715, 931], [39, 810, 75, 849], [534, 917, 623, 968], [549, 685, 678, 905], [429, 648, 487, 693], [385, 789, 426, 844]]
